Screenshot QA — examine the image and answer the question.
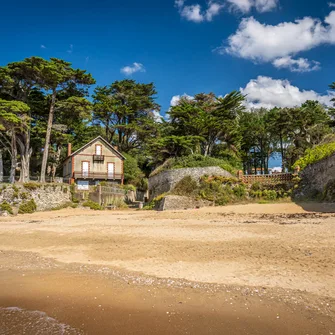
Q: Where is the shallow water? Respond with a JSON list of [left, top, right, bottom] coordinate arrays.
[[0, 307, 82, 335]]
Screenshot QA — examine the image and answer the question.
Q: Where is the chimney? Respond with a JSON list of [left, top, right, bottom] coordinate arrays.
[[67, 143, 72, 157]]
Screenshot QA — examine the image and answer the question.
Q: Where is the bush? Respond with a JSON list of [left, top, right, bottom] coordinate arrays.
[[18, 199, 37, 214], [150, 155, 236, 177], [0, 201, 13, 215], [51, 202, 73, 211], [293, 142, 335, 170], [20, 192, 29, 200], [23, 182, 41, 191], [123, 153, 145, 185], [82, 200, 102, 210]]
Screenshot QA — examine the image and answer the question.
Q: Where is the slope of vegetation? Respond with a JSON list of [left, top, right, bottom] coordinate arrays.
[[150, 155, 237, 177], [293, 142, 335, 170]]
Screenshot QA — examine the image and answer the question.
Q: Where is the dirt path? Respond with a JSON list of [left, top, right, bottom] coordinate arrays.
[[0, 202, 334, 334]]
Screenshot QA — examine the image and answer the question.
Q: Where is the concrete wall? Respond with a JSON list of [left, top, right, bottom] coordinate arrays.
[[295, 153, 335, 200], [0, 184, 71, 212], [148, 166, 233, 200]]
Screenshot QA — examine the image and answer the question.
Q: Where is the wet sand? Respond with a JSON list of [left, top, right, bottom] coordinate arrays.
[[0, 203, 334, 334]]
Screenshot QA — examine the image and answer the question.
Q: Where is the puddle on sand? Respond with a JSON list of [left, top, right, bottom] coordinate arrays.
[[0, 307, 82, 335]]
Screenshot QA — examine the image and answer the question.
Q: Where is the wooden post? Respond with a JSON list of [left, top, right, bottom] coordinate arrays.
[[98, 185, 102, 206]]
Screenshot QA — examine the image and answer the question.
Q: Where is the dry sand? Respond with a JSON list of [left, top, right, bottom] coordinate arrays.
[[0, 202, 334, 334]]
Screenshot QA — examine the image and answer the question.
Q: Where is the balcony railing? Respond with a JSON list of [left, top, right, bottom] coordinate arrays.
[[93, 155, 105, 162], [73, 172, 123, 180]]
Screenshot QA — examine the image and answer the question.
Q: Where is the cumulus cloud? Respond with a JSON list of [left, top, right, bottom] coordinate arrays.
[[272, 56, 320, 72], [40, 44, 46, 49], [227, 0, 278, 13], [175, 0, 223, 23], [120, 63, 145, 76], [170, 93, 194, 106], [240, 76, 334, 109], [219, 11, 335, 71]]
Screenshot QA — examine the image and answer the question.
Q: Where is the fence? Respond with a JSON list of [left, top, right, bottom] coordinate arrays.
[[0, 176, 64, 184], [237, 170, 294, 185]]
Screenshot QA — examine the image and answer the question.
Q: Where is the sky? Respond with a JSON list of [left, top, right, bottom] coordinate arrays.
[[1, 0, 335, 166]]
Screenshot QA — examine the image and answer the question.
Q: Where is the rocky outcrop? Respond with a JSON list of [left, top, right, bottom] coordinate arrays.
[[156, 195, 212, 211], [294, 153, 335, 200], [148, 166, 233, 200], [0, 184, 71, 213]]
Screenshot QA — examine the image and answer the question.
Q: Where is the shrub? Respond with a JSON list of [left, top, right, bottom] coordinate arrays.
[[20, 192, 29, 200], [82, 200, 102, 210], [0, 201, 13, 215], [293, 142, 335, 170], [18, 199, 37, 214], [262, 190, 277, 201], [123, 153, 145, 186], [23, 182, 40, 190]]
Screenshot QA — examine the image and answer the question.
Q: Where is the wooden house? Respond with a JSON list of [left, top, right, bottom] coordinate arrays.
[[63, 136, 125, 189]]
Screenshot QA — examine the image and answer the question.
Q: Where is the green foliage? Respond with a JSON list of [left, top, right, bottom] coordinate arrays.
[[23, 182, 41, 190], [0, 201, 13, 214], [20, 192, 29, 200], [293, 142, 335, 170], [82, 200, 102, 210], [123, 153, 145, 186], [18, 199, 37, 214]]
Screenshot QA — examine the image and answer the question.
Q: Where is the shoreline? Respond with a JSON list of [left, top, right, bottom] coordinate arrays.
[[1, 204, 335, 333]]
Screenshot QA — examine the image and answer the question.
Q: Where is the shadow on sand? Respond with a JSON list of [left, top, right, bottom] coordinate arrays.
[[294, 201, 335, 213]]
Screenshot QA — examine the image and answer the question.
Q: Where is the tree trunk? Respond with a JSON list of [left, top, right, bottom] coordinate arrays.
[[9, 132, 17, 184], [0, 149, 3, 183], [40, 90, 57, 183], [279, 134, 285, 172]]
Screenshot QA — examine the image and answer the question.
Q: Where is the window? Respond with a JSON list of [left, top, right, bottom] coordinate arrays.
[[96, 145, 102, 155]]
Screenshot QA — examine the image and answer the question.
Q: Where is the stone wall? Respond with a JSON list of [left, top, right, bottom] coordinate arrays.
[[0, 183, 71, 213], [295, 153, 335, 200], [156, 195, 212, 211], [148, 166, 233, 200]]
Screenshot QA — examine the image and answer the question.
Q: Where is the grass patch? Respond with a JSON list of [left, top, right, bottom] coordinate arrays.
[[0, 201, 13, 215], [18, 199, 37, 214], [82, 200, 102, 210]]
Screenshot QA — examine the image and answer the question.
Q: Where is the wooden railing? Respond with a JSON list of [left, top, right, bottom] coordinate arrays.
[[73, 172, 123, 180], [237, 171, 294, 185]]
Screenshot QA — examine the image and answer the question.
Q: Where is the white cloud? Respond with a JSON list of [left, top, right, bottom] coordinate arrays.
[[67, 44, 73, 54], [220, 11, 335, 71], [240, 76, 334, 109], [227, 0, 278, 13], [40, 44, 46, 49], [329, 2, 335, 7], [170, 93, 194, 106], [272, 56, 320, 72], [175, 0, 223, 23], [120, 62, 146, 76], [151, 110, 163, 122]]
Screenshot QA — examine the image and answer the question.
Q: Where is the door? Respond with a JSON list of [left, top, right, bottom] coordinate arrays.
[[107, 162, 115, 179], [82, 161, 89, 178]]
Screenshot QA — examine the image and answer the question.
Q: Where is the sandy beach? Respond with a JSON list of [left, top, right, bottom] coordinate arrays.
[[0, 202, 334, 334]]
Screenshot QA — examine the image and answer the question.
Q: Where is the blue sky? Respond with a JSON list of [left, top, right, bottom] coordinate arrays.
[[0, 0, 334, 124]]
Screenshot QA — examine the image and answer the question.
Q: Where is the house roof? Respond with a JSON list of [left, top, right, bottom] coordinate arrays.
[[68, 136, 126, 160]]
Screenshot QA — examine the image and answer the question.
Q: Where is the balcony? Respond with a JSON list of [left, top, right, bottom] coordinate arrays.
[[73, 172, 123, 180], [93, 155, 105, 162]]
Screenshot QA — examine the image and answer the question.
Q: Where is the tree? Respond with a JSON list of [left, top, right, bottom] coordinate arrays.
[[38, 58, 95, 182], [0, 57, 47, 182], [93, 80, 160, 151], [0, 99, 30, 183], [167, 92, 244, 157]]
